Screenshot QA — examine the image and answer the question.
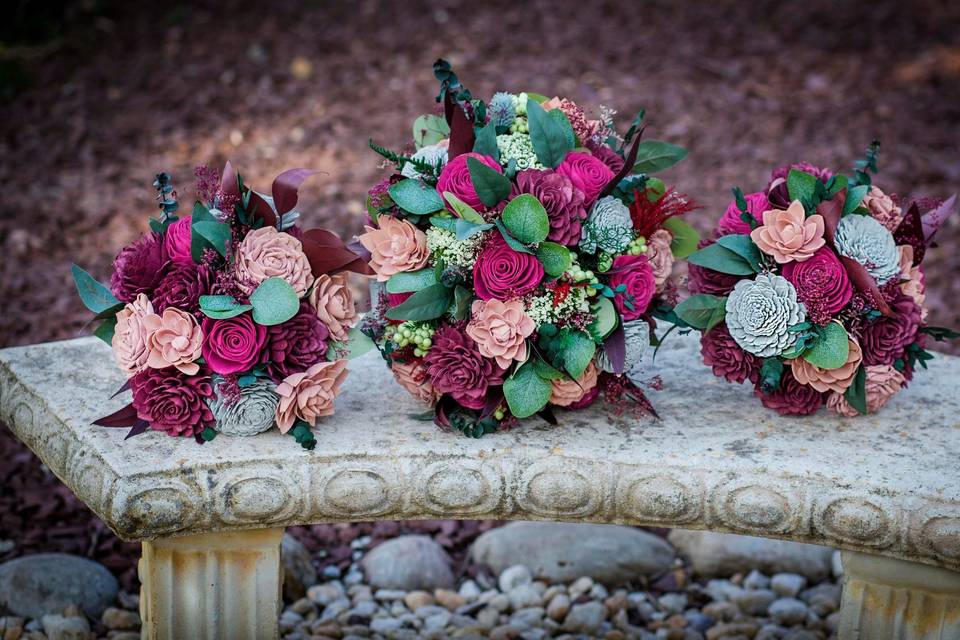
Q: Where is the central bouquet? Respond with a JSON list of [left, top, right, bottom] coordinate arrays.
[[359, 61, 699, 436]]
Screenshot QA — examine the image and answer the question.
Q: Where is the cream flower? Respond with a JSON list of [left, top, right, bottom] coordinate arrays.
[[862, 186, 903, 232], [898, 245, 928, 322], [751, 200, 825, 263], [309, 274, 358, 342], [112, 294, 155, 376], [209, 377, 279, 437], [725, 274, 807, 358], [645, 229, 675, 292], [391, 360, 440, 405], [465, 299, 536, 369], [549, 362, 599, 407], [235, 226, 314, 296], [834, 213, 901, 285], [275, 359, 348, 433], [358, 215, 430, 282], [790, 337, 863, 393], [826, 364, 905, 416], [143, 307, 203, 375]]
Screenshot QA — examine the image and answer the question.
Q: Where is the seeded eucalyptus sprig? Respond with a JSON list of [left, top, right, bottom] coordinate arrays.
[[850, 139, 881, 187], [149, 172, 179, 233]]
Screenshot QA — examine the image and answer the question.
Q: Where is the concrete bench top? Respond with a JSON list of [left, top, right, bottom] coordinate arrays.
[[1, 334, 959, 573]]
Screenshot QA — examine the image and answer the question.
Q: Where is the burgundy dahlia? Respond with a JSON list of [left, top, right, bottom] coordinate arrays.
[[767, 162, 833, 210], [151, 262, 214, 315], [688, 240, 740, 296], [110, 232, 169, 302], [130, 367, 214, 437], [265, 304, 330, 381], [781, 246, 852, 324], [586, 141, 625, 174], [424, 324, 506, 410], [512, 169, 587, 246], [755, 369, 825, 416], [860, 293, 921, 366], [701, 324, 760, 384]]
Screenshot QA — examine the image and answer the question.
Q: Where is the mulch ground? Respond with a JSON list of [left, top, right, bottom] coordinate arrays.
[[1, 0, 959, 591]]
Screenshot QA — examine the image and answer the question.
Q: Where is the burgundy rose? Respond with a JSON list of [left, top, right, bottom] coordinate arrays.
[[264, 304, 330, 381], [860, 293, 921, 366], [567, 385, 600, 410], [424, 324, 506, 410], [473, 232, 544, 300], [555, 151, 615, 206], [110, 232, 169, 302], [701, 324, 760, 384], [585, 141, 625, 174], [608, 255, 657, 320], [164, 217, 193, 265], [782, 246, 853, 324], [201, 313, 268, 375], [767, 162, 833, 210], [151, 262, 214, 315], [688, 240, 740, 296], [436, 152, 503, 211], [130, 367, 213, 437], [755, 369, 825, 416], [717, 192, 769, 236], [512, 169, 587, 246]]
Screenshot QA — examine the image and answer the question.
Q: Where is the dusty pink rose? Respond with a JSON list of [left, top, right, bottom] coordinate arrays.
[[436, 152, 503, 211], [608, 255, 656, 320], [164, 217, 194, 265], [275, 359, 348, 432], [863, 186, 903, 232], [235, 226, 314, 296], [473, 232, 544, 300], [751, 200, 826, 263], [549, 362, 599, 407], [718, 192, 770, 236], [826, 364, 905, 416], [143, 307, 203, 375], [391, 360, 440, 405], [790, 336, 863, 393], [644, 229, 675, 292], [898, 245, 928, 322], [555, 151, 615, 205], [465, 299, 535, 369], [309, 273, 358, 341], [358, 215, 430, 282], [112, 294, 155, 376]]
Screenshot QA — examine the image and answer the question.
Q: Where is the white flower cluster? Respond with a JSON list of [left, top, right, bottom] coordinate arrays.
[[496, 133, 543, 171], [834, 214, 901, 285], [401, 143, 448, 180], [425, 226, 484, 268], [525, 286, 591, 327]]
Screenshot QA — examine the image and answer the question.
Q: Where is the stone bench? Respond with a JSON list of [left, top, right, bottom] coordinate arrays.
[[1, 334, 959, 639]]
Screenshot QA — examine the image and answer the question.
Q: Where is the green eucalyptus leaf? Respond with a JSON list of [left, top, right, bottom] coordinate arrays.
[[386, 269, 439, 294], [532, 356, 566, 381], [688, 243, 756, 276], [674, 294, 727, 332], [412, 114, 449, 148], [385, 283, 454, 321], [473, 122, 500, 162], [715, 234, 764, 272], [93, 317, 117, 345], [803, 321, 850, 370], [562, 331, 596, 379], [249, 277, 300, 326], [632, 141, 688, 174], [662, 217, 700, 258], [388, 179, 445, 215], [193, 220, 232, 257], [536, 241, 572, 277], [455, 218, 493, 240], [332, 326, 376, 360], [467, 157, 512, 208], [588, 296, 618, 340], [787, 169, 818, 205], [502, 194, 550, 244], [843, 185, 870, 216], [526, 99, 571, 168], [443, 191, 486, 224], [493, 219, 534, 254], [503, 360, 554, 418], [71, 264, 122, 316], [844, 365, 868, 414]]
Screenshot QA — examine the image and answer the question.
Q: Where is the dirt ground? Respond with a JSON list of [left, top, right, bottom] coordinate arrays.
[[1, 0, 959, 586]]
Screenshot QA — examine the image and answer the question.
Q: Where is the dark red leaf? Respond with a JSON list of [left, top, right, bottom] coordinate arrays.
[[817, 189, 844, 246], [93, 403, 139, 428], [921, 193, 956, 243], [603, 323, 627, 374], [110, 379, 131, 399], [219, 161, 240, 201], [840, 256, 893, 317], [124, 420, 150, 440], [248, 190, 278, 228], [302, 228, 374, 276], [600, 125, 645, 199], [893, 203, 925, 265], [537, 406, 558, 425], [272, 168, 320, 215], [446, 96, 475, 161]]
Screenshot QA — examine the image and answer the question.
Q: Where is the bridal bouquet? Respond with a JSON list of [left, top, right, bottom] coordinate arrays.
[[73, 164, 371, 447], [679, 143, 957, 416], [359, 60, 698, 436]]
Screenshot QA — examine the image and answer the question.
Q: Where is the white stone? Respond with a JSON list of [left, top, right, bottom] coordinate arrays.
[[0, 554, 118, 619], [498, 565, 533, 592], [40, 615, 90, 640], [562, 601, 606, 634], [771, 573, 806, 598], [669, 531, 834, 582], [732, 588, 777, 615], [769, 598, 808, 626], [743, 569, 771, 590], [361, 536, 454, 591]]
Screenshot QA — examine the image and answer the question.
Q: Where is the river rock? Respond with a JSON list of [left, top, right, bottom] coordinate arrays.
[[361, 535, 454, 591], [0, 554, 118, 619], [562, 601, 607, 634], [667, 531, 834, 581], [770, 598, 808, 626], [282, 534, 317, 601], [39, 615, 89, 640], [472, 522, 674, 586]]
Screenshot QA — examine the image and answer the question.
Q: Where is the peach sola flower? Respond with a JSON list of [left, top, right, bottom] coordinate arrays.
[[234, 226, 315, 296], [465, 299, 536, 369], [274, 359, 349, 432], [644, 229, 675, 292], [112, 294, 155, 376], [309, 273, 358, 341], [826, 364, 905, 416], [143, 307, 203, 375], [898, 245, 928, 322], [391, 359, 440, 404], [751, 200, 825, 263], [358, 215, 430, 282], [549, 362, 599, 407], [790, 336, 863, 393], [862, 185, 903, 232]]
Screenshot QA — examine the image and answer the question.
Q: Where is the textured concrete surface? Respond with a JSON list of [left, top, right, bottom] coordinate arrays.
[[1, 334, 959, 574]]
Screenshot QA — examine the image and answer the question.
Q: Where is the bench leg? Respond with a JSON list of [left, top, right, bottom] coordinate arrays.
[[138, 527, 284, 640], [838, 550, 960, 639]]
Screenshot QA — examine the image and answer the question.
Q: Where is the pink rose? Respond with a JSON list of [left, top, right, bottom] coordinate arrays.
[[718, 192, 769, 236], [358, 215, 430, 283], [164, 217, 194, 265], [473, 232, 544, 301], [608, 255, 656, 320], [143, 307, 204, 375], [790, 337, 863, 393], [275, 359, 349, 432], [391, 359, 439, 405], [826, 364, 905, 416], [235, 226, 314, 296], [465, 298, 536, 369], [112, 294, 155, 376], [862, 186, 903, 232], [550, 362, 599, 407], [645, 229, 675, 292], [309, 273, 358, 341], [201, 314, 267, 375], [555, 152, 615, 205], [436, 152, 503, 211], [751, 200, 825, 263]]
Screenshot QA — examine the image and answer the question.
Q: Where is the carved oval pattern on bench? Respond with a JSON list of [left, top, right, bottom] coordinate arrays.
[[416, 459, 502, 516], [116, 483, 200, 535], [818, 496, 894, 547], [713, 480, 800, 534], [220, 475, 296, 525], [516, 459, 602, 518], [616, 473, 701, 524], [314, 464, 401, 518], [920, 517, 960, 561]]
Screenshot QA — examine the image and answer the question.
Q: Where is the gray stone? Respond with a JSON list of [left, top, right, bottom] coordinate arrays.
[[459, 579, 482, 601], [374, 589, 408, 602], [278, 610, 303, 632], [732, 588, 776, 615], [684, 611, 715, 633], [472, 522, 674, 586], [309, 582, 346, 606], [770, 573, 806, 598], [509, 607, 544, 629], [743, 569, 770, 590], [704, 579, 744, 602], [0, 554, 118, 619], [769, 598, 808, 626], [800, 583, 840, 616], [658, 592, 688, 614], [668, 531, 834, 582], [39, 615, 89, 640], [101, 606, 140, 630], [568, 576, 594, 599], [563, 601, 606, 634], [831, 551, 843, 579], [370, 617, 403, 634], [361, 536, 454, 591], [414, 605, 449, 619], [282, 533, 317, 601], [509, 584, 543, 610], [477, 606, 501, 629], [424, 610, 451, 630], [546, 594, 571, 622], [499, 565, 533, 592], [756, 625, 788, 640]]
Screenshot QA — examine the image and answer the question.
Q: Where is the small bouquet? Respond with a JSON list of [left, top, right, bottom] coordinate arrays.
[[73, 164, 371, 447], [679, 142, 957, 416], [359, 60, 699, 437]]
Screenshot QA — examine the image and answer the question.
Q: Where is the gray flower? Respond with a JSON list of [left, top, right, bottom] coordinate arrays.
[[834, 213, 901, 285], [597, 319, 651, 384], [726, 274, 806, 358], [209, 377, 280, 437], [580, 196, 634, 254], [489, 92, 517, 128], [401, 143, 449, 180]]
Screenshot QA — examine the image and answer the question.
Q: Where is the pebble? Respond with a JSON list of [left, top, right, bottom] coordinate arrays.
[[435, 588, 467, 610], [101, 607, 141, 630], [658, 592, 687, 614], [459, 580, 482, 601], [769, 598, 808, 626], [39, 615, 89, 640], [831, 551, 843, 579], [509, 607, 544, 629], [499, 565, 533, 592], [771, 573, 806, 598], [732, 588, 776, 615], [476, 606, 501, 629], [800, 583, 841, 616], [362, 535, 455, 591], [404, 590, 434, 610], [309, 583, 346, 605], [374, 588, 407, 601], [705, 622, 759, 640], [742, 570, 770, 590], [278, 610, 303, 633], [424, 610, 452, 630], [668, 531, 833, 582], [563, 601, 606, 634], [568, 576, 594, 599], [509, 584, 543, 610], [546, 594, 571, 621], [369, 617, 402, 634]]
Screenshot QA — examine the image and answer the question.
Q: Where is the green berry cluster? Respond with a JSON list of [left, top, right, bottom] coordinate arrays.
[[626, 236, 649, 256], [388, 322, 435, 357], [566, 264, 600, 297]]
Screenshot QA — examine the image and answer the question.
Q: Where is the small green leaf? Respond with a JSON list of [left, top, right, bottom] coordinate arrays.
[[674, 294, 727, 331], [536, 241, 572, 277], [443, 191, 486, 224], [843, 185, 870, 216], [386, 268, 439, 294], [453, 285, 472, 322], [803, 321, 850, 370], [844, 365, 868, 415], [388, 179, 445, 215], [93, 317, 117, 344], [473, 122, 500, 162], [493, 220, 534, 254], [201, 305, 254, 319], [759, 357, 784, 394], [548, 108, 577, 148], [526, 99, 572, 168], [455, 218, 493, 240], [190, 201, 217, 262], [467, 157, 512, 208], [249, 277, 300, 326], [71, 264, 122, 316], [385, 283, 454, 321], [199, 294, 253, 319], [632, 141, 688, 174], [336, 326, 376, 360], [662, 217, 700, 258], [562, 331, 596, 379], [688, 243, 757, 276], [193, 220, 232, 257], [787, 169, 818, 205], [588, 296, 617, 340], [502, 194, 550, 244], [715, 234, 763, 272], [532, 356, 566, 381], [503, 361, 554, 418], [412, 114, 449, 148]]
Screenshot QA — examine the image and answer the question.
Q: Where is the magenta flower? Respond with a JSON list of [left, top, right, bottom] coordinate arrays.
[[201, 314, 267, 375], [860, 293, 921, 366], [423, 324, 506, 410], [473, 232, 544, 300], [264, 304, 330, 381], [151, 262, 214, 316], [110, 232, 169, 302], [717, 192, 769, 236], [608, 255, 656, 320], [755, 369, 825, 416], [555, 151, 614, 206], [781, 247, 852, 323], [436, 152, 503, 211], [701, 324, 760, 384], [164, 217, 194, 265]]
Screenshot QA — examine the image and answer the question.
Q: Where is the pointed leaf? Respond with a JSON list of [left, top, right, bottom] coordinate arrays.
[[467, 157, 511, 208], [602, 323, 626, 374], [389, 179, 445, 215], [455, 218, 493, 240], [632, 140, 688, 174], [272, 168, 319, 215], [72, 264, 122, 315], [473, 122, 500, 162], [503, 361, 554, 418], [453, 285, 472, 322], [715, 234, 763, 272], [385, 283, 453, 321], [93, 403, 139, 427], [124, 419, 151, 440], [443, 191, 486, 224], [787, 169, 818, 204], [842, 185, 868, 217], [193, 221, 232, 257], [688, 243, 756, 275], [302, 228, 374, 276], [844, 365, 868, 415], [526, 99, 571, 168], [445, 94, 475, 160], [674, 294, 727, 331], [386, 269, 438, 294], [922, 193, 957, 242], [493, 221, 534, 254], [93, 317, 117, 345], [249, 277, 300, 326]]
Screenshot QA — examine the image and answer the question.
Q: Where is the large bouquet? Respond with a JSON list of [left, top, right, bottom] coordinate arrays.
[[73, 164, 371, 447], [679, 143, 957, 416], [359, 61, 699, 437]]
